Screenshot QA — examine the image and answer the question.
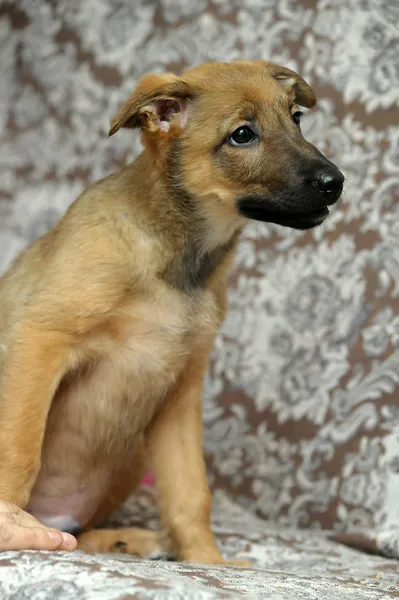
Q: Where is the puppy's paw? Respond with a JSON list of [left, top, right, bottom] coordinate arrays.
[[78, 528, 172, 558]]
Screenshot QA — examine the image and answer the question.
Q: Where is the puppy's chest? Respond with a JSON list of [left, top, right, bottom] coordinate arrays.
[[87, 288, 219, 396]]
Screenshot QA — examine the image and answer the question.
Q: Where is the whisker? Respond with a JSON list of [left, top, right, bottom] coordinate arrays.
[[342, 190, 350, 201], [343, 177, 359, 186]]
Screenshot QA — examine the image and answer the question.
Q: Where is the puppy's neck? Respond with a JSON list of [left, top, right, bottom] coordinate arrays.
[[131, 148, 242, 293]]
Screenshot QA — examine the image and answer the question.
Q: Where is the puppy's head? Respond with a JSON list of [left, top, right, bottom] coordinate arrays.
[[110, 61, 344, 231]]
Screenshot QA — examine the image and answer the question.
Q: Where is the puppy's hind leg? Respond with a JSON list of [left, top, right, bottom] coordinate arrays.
[[78, 439, 175, 559]]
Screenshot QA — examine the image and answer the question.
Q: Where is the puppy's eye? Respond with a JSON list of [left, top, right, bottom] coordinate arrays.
[[229, 126, 257, 146], [292, 111, 303, 127]]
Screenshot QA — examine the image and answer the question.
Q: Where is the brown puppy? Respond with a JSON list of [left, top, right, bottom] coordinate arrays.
[[0, 61, 344, 565]]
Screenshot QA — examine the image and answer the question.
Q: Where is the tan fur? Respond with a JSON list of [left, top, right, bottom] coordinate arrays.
[[0, 60, 341, 565]]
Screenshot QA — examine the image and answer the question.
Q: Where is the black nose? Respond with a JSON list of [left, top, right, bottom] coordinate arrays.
[[312, 168, 344, 204]]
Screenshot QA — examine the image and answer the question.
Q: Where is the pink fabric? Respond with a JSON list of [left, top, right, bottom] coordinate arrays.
[[142, 472, 155, 486]]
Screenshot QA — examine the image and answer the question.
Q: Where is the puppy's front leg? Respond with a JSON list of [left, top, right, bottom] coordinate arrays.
[[0, 323, 70, 507], [146, 354, 249, 567]]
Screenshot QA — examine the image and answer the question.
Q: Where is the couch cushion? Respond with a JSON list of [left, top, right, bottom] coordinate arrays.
[[0, 493, 397, 599]]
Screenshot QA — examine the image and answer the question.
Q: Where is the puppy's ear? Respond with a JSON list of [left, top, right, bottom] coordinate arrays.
[[266, 63, 316, 108], [109, 73, 193, 137]]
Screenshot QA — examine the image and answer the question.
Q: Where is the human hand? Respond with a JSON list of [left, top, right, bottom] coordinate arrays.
[[0, 500, 77, 551]]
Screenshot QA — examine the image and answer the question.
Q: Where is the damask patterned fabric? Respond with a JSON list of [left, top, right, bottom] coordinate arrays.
[[1, 490, 399, 599], [0, 0, 399, 597]]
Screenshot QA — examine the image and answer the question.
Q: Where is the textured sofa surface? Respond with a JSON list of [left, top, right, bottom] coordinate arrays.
[[1, 0, 399, 598], [1, 491, 398, 599]]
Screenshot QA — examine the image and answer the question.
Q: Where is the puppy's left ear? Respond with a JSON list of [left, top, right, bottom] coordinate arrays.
[[109, 73, 193, 137], [266, 63, 316, 108]]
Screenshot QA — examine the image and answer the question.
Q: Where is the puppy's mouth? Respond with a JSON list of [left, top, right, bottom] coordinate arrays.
[[237, 199, 330, 231]]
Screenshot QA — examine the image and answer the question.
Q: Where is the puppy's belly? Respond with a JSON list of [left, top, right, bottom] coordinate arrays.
[[27, 353, 176, 531], [27, 467, 113, 533]]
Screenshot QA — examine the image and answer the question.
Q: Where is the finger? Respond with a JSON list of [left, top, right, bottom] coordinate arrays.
[[0, 501, 17, 513], [0, 509, 39, 528], [0, 523, 77, 552], [0, 523, 61, 551], [56, 531, 77, 551], [0, 501, 31, 518], [0, 509, 78, 551], [0, 502, 40, 527]]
